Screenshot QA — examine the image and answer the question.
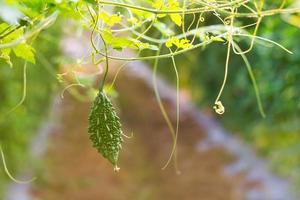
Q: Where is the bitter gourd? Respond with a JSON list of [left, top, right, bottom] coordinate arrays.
[[88, 91, 123, 170]]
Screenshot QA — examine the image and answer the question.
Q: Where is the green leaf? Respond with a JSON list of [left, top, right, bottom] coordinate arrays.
[[88, 91, 123, 169], [99, 11, 122, 27], [168, 0, 181, 26], [102, 28, 113, 44], [0, 24, 35, 65], [0, 23, 10, 32], [165, 37, 192, 49], [13, 43, 35, 64], [111, 37, 133, 50], [170, 14, 182, 27], [1, 26, 23, 43], [152, 0, 167, 18]]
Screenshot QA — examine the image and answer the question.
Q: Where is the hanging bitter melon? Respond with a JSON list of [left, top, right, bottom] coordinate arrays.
[[88, 91, 123, 170]]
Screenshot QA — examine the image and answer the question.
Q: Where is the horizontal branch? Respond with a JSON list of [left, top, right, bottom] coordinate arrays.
[[96, 0, 300, 18]]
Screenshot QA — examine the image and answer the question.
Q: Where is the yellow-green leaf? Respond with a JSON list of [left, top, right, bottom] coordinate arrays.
[[13, 43, 35, 64], [99, 12, 122, 27], [102, 28, 113, 44], [165, 37, 192, 49], [170, 14, 182, 27]]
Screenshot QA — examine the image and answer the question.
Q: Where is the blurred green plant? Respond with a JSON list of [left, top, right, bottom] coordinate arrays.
[[157, 4, 300, 190], [0, 24, 61, 196]]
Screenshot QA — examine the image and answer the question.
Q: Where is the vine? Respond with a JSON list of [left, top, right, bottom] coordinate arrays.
[[0, 145, 36, 184]]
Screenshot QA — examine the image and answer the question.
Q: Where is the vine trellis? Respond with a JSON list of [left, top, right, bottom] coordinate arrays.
[[0, 0, 299, 177]]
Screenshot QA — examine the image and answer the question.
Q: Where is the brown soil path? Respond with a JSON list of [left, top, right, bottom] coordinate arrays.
[[31, 70, 251, 200]]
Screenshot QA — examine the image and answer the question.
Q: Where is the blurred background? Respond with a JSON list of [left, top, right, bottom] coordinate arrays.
[[0, 0, 300, 199]]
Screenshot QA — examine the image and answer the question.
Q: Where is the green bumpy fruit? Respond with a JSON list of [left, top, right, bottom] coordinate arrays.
[[88, 91, 123, 169]]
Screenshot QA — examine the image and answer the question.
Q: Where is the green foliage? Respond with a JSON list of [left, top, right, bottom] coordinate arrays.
[[88, 91, 123, 170], [0, 23, 35, 65], [102, 28, 158, 51], [0, 24, 61, 196], [158, 8, 300, 189]]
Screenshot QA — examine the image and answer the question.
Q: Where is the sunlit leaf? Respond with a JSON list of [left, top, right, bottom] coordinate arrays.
[[170, 14, 182, 27], [99, 11, 122, 27], [13, 43, 35, 64]]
